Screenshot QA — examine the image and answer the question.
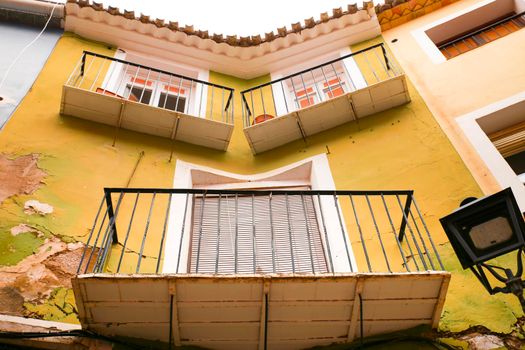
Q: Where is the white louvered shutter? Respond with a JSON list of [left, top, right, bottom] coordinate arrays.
[[189, 194, 328, 274]]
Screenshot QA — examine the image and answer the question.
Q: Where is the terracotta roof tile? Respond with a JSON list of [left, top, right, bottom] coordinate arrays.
[[66, 0, 376, 47]]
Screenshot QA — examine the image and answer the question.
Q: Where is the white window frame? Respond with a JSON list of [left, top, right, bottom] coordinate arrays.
[[162, 154, 358, 274], [456, 91, 525, 211], [99, 49, 209, 117], [271, 49, 366, 117], [411, 0, 522, 64]]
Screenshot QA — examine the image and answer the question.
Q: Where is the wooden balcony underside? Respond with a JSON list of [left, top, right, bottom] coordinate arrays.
[[73, 271, 449, 350], [60, 86, 233, 151]]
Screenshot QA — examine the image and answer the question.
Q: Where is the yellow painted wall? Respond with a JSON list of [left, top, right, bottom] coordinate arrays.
[[0, 32, 520, 333]]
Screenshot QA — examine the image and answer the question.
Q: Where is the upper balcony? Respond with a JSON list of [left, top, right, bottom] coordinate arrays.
[[241, 43, 410, 154], [73, 188, 448, 350], [60, 52, 235, 151]]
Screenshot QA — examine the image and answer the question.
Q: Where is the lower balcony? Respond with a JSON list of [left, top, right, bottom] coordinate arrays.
[[241, 43, 410, 154], [73, 188, 449, 350], [60, 52, 234, 151]]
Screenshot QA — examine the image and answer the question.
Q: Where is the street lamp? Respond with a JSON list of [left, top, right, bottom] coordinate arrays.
[[440, 188, 525, 312]]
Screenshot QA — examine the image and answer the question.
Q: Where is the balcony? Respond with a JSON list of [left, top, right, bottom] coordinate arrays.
[[60, 52, 234, 151], [73, 188, 449, 350], [241, 43, 410, 154]]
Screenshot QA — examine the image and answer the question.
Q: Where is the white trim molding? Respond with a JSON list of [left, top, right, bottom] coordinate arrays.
[[456, 91, 525, 211]]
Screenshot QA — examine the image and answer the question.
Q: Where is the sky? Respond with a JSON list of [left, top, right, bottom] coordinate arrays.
[[83, 0, 366, 36]]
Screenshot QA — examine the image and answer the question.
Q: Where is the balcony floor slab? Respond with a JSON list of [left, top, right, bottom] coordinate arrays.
[[61, 86, 233, 151], [73, 271, 449, 350]]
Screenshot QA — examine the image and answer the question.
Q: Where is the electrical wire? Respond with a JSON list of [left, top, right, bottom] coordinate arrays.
[[0, 329, 142, 349], [0, 1, 61, 91]]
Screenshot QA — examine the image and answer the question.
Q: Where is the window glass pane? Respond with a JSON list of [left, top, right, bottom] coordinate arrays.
[[159, 93, 186, 113], [125, 86, 152, 104]]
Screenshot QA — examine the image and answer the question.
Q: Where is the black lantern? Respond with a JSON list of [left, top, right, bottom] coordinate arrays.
[[440, 188, 525, 311]]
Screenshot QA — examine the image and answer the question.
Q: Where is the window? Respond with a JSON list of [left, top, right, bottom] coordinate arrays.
[[287, 62, 349, 111], [189, 193, 329, 274], [425, 0, 525, 59], [437, 13, 525, 59], [487, 120, 525, 183], [162, 155, 357, 274], [120, 74, 192, 114]]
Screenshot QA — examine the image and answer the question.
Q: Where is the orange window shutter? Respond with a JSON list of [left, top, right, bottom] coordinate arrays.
[[164, 85, 185, 94], [324, 78, 344, 98], [130, 77, 153, 86]]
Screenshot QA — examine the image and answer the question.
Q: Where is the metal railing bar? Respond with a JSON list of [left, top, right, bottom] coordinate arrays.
[[66, 53, 84, 86], [380, 194, 410, 272], [395, 194, 428, 270], [102, 58, 118, 94], [82, 51, 233, 91], [316, 194, 334, 273], [363, 51, 379, 83], [221, 88, 225, 122], [301, 194, 316, 273], [113, 63, 129, 97], [408, 208, 435, 270], [373, 49, 392, 79], [330, 64, 344, 93], [333, 194, 353, 271], [103, 188, 416, 196], [398, 194, 412, 242], [95, 191, 124, 273], [163, 73, 172, 109], [174, 77, 184, 112], [341, 59, 356, 92], [176, 194, 191, 273], [280, 81, 289, 115], [250, 90, 256, 120], [136, 192, 157, 273], [127, 65, 141, 101], [195, 193, 206, 273], [83, 209, 108, 274], [187, 81, 193, 115], [290, 77, 301, 110], [320, 66, 333, 101], [412, 196, 444, 270], [209, 85, 215, 120], [77, 195, 105, 274], [138, 68, 152, 105], [365, 195, 391, 273], [198, 83, 203, 117], [348, 195, 371, 272], [299, 73, 309, 107], [156, 192, 173, 274], [270, 83, 278, 118], [77, 55, 95, 89], [260, 86, 267, 117], [89, 56, 106, 91], [310, 70, 323, 103], [116, 192, 140, 273], [240, 43, 386, 93], [438, 11, 525, 49]]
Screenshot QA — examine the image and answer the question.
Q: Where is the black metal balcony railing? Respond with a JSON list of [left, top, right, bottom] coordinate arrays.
[[66, 51, 235, 124], [240, 43, 401, 127], [77, 188, 444, 276]]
